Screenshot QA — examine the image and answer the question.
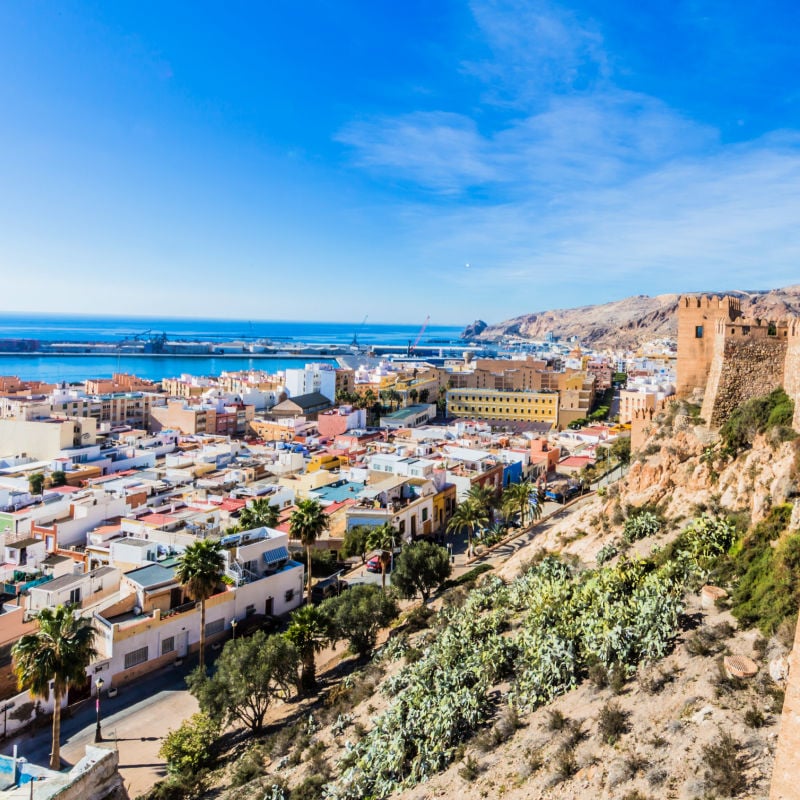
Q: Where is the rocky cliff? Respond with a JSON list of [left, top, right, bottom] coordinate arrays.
[[474, 285, 800, 349]]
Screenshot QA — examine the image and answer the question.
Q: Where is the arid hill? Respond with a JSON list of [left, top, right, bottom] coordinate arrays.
[[467, 285, 800, 349]]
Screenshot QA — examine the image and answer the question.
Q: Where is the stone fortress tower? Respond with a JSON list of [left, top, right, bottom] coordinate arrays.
[[676, 294, 742, 398], [676, 294, 800, 430]]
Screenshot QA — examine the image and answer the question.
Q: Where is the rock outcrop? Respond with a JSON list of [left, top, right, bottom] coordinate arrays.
[[460, 319, 488, 340]]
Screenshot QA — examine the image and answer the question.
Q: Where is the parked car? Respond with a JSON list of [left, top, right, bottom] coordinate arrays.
[[311, 579, 349, 604], [366, 556, 382, 573]]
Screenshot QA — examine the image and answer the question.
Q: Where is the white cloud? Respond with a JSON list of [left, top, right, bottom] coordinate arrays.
[[419, 139, 800, 301], [336, 111, 496, 195], [334, 0, 800, 316], [465, 0, 610, 106]]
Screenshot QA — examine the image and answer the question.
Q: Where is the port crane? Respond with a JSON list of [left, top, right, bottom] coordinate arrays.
[[408, 315, 430, 356], [351, 315, 369, 350]]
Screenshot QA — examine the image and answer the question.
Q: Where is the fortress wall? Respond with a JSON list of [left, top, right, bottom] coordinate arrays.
[[770, 611, 800, 799], [700, 323, 787, 427], [784, 322, 800, 432]]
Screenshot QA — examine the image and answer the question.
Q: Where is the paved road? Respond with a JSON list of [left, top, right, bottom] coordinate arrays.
[[1, 659, 200, 797]]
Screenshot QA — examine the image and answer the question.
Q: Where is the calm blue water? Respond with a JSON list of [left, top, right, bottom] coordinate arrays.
[[0, 313, 463, 346], [0, 354, 337, 383], [0, 314, 465, 382]]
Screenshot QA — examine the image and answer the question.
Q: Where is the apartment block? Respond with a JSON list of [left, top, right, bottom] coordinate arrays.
[[446, 387, 559, 427]]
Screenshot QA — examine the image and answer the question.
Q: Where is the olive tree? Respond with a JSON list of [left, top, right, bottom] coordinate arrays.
[[391, 541, 452, 601]]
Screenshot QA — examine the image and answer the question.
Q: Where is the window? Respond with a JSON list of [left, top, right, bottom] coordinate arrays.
[[695, 325, 703, 338], [124, 646, 149, 669], [285, 588, 295, 603], [205, 619, 224, 637], [421, 507, 428, 522], [69, 587, 81, 604], [245, 604, 256, 617], [161, 636, 175, 656]]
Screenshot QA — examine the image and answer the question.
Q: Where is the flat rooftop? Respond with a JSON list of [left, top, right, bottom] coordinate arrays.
[[310, 480, 365, 504]]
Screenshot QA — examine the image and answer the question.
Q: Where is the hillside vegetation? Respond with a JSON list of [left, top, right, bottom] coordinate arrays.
[[142, 389, 800, 800]]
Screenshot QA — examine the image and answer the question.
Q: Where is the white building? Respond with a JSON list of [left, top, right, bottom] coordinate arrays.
[[284, 363, 336, 403], [92, 527, 304, 687], [27, 566, 121, 612]]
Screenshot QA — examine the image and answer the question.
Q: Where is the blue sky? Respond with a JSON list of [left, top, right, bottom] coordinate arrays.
[[1, 1, 800, 326]]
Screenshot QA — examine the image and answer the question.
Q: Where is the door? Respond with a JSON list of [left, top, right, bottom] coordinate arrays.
[[265, 596, 274, 616], [177, 631, 189, 658]]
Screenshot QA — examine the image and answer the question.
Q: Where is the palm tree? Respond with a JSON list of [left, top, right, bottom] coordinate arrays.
[[175, 538, 224, 671], [286, 604, 333, 695], [289, 498, 330, 603], [366, 522, 397, 592], [466, 484, 498, 517], [503, 480, 533, 527], [446, 499, 488, 558], [13, 605, 97, 770], [238, 497, 279, 530]]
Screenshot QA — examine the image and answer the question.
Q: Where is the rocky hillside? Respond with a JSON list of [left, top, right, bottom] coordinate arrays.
[[163, 401, 799, 800], [467, 285, 800, 349]]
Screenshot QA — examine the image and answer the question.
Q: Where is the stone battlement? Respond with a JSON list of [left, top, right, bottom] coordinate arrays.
[[714, 317, 790, 340], [680, 294, 742, 314]]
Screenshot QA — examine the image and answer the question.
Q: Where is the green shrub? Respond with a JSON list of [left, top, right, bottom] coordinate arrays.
[[458, 755, 481, 781], [158, 712, 218, 777], [597, 702, 629, 745], [744, 706, 765, 728], [230, 746, 267, 787], [730, 504, 800, 634], [440, 563, 493, 590], [701, 731, 746, 796], [596, 543, 618, 565], [720, 388, 796, 454], [622, 509, 662, 543]]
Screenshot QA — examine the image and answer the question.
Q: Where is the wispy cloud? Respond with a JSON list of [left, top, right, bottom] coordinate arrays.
[[465, 0, 610, 106], [335, 0, 800, 316], [420, 138, 800, 302], [336, 111, 496, 195], [338, 91, 715, 195]]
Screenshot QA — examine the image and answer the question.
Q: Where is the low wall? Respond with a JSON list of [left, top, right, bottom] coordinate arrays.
[[770, 616, 800, 799]]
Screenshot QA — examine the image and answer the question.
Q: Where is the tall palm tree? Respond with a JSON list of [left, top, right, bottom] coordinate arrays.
[[366, 522, 397, 592], [175, 538, 224, 671], [286, 604, 333, 695], [238, 497, 279, 530], [289, 498, 330, 603], [13, 605, 97, 770], [466, 484, 498, 517], [446, 499, 488, 558], [503, 480, 538, 528]]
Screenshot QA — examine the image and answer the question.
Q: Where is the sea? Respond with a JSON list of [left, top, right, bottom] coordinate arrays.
[[0, 313, 466, 383]]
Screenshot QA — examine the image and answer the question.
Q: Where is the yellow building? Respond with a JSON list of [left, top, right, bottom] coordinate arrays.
[[446, 388, 559, 425]]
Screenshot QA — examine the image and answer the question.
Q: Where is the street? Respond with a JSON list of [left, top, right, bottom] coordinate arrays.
[[1, 659, 199, 798]]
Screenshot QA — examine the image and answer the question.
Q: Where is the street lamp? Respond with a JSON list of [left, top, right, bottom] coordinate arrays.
[[1, 702, 14, 739], [231, 618, 238, 641], [94, 678, 104, 743]]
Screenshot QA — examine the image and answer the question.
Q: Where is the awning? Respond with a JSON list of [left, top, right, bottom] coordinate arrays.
[[263, 546, 290, 565]]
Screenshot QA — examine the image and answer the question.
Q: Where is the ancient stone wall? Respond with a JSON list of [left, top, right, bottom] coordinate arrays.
[[700, 320, 787, 427]]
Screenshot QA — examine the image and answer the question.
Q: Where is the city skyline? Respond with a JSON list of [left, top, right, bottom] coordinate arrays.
[[2, 1, 800, 323]]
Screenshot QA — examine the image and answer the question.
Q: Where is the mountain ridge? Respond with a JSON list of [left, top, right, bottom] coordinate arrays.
[[467, 285, 800, 349]]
